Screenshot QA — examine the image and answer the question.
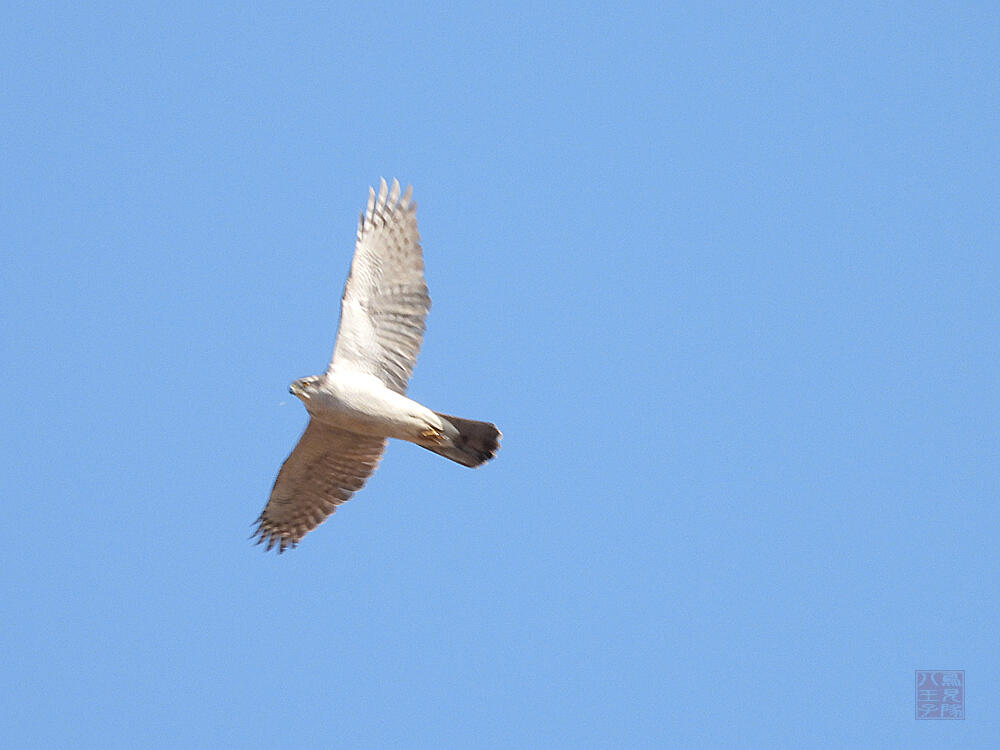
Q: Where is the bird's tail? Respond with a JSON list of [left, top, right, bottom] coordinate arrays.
[[421, 413, 501, 467]]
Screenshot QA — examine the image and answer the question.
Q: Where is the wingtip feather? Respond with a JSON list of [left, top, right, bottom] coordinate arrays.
[[251, 515, 300, 555]]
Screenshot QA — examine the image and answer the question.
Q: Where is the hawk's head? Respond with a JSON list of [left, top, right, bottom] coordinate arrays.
[[289, 376, 322, 402]]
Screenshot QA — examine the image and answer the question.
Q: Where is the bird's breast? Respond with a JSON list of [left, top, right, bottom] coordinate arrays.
[[307, 373, 433, 440]]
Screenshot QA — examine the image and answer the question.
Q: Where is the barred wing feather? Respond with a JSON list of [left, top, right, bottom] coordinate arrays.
[[253, 420, 386, 552], [329, 178, 430, 394]]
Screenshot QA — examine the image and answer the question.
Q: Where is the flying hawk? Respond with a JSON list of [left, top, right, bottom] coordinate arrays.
[[253, 179, 500, 552]]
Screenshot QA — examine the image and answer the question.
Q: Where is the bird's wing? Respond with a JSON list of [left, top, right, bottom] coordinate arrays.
[[253, 420, 386, 552], [328, 178, 431, 394]]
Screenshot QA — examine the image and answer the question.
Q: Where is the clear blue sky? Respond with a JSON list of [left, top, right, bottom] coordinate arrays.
[[2, 2, 997, 747]]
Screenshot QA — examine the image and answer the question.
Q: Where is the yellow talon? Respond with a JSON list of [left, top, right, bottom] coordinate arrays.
[[419, 427, 445, 443]]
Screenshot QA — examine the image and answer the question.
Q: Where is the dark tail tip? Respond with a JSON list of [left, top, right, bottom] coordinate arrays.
[[432, 413, 501, 467]]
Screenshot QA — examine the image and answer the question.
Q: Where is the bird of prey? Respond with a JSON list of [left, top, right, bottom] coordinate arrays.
[[253, 179, 500, 552]]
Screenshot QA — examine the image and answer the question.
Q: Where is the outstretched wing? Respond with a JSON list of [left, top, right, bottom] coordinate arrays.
[[328, 178, 431, 394], [254, 420, 386, 552]]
